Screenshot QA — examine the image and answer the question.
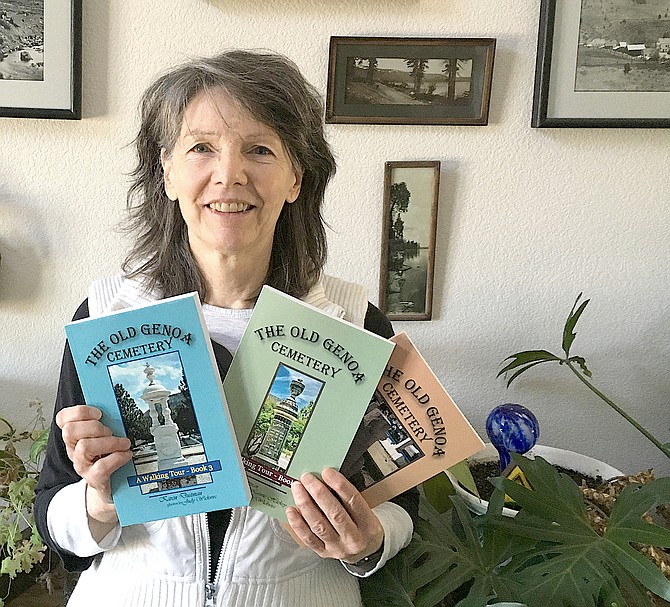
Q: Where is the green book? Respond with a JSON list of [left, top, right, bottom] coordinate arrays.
[[223, 286, 394, 521]]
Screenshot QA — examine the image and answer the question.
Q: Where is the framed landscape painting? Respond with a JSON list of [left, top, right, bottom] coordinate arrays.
[[378, 161, 440, 321], [532, 0, 670, 127], [0, 0, 82, 119], [326, 37, 496, 125]]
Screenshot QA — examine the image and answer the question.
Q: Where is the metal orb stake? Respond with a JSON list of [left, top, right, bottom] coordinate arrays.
[[486, 403, 540, 472]]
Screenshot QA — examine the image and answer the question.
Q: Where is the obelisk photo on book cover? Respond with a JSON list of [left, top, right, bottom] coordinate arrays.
[[65, 293, 250, 526], [241, 363, 324, 478], [224, 286, 395, 521]]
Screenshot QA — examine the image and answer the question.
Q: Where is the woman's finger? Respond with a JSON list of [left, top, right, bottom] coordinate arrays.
[[56, 404, 103, 428], [71, 435, 131, 485], [61, 419, 113, 449], [84, 449, 133, 491], [290, 476, 339, 541], [320, 467, 375, 526], [285, 500, 326, 553]]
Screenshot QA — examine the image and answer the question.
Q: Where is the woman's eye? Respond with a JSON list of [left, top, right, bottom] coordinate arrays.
[[192, 143, 210, 153], [253, 146, 273, 156]]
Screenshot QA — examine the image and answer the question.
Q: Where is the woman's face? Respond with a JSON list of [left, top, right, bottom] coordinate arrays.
[[161, 87, 302, 267]]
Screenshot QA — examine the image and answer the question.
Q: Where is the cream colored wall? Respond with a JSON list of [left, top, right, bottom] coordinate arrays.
[[1, 0, 668, 476]]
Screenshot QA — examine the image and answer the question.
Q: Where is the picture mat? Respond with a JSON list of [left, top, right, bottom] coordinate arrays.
[[1, 0, 73, 110], [548, 0, 669, 119]]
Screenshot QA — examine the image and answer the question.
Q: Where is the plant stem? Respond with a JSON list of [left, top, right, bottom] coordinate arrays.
[[566, 360, 670, 460]]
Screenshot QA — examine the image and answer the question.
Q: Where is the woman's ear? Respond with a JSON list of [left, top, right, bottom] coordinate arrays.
[[160, 148, 178, 201], [286, 167, 303, 204]]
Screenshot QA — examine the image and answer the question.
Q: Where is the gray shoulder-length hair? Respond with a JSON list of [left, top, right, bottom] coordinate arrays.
[[122, 50, 336, 300]]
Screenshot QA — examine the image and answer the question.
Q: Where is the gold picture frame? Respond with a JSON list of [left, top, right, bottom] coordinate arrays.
[[379, 161, 440, 321], [326, 36, 496, 125]]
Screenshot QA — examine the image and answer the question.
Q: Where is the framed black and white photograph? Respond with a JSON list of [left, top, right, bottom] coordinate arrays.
[[379, 161, 440, 321], [0, 0, 82, 119], [326, 37, 496, 125], [532, 0, 670, 127]]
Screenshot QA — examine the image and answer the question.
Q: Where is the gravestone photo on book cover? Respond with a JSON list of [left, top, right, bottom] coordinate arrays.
[[108, 352, 213, 495]]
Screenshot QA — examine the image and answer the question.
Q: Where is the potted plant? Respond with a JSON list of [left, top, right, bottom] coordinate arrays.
[[497, 293, 670, 461], [362, 456, 670, 607], [446, 442, 623, 517], [360, 294, 670, 607], [0, 400, 51, 606]]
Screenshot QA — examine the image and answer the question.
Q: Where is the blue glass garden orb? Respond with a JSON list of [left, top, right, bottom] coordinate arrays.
[[486, 403, 540, 471]]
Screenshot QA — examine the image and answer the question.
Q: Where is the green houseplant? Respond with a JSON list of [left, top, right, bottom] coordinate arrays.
[[361, 294, 670, 607], [0, 400, 50, 606], [497, 293, 670, 460], [362, 457, 670, 607]]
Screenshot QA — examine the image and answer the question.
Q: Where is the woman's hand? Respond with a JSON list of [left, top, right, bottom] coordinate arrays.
[[56, 405, 132, 530], [286, 467, 384, 564]]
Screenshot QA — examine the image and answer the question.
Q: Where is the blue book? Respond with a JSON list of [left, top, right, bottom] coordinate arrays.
[[65, 292, 250, 526]]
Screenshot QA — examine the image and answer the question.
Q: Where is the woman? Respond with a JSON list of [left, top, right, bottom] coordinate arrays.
[[35, 50, 416, 607]]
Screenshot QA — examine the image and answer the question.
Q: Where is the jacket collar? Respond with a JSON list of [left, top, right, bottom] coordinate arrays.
[[301, 279, 346, 319], [96, 275, 346, 319]]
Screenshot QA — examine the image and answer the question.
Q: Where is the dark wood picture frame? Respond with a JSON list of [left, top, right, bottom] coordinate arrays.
[[326, 37, 495, 125], [532, 0, 670, 128], [379, 161, 440, 321], [0, 0, 82, 119]]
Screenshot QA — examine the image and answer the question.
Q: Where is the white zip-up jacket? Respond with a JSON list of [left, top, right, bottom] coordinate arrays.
[[36, 275, 414, 607]]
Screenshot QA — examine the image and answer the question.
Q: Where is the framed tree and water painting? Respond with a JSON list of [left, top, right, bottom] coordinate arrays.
[[533, 0, 670, 127], [326, 37, 496, 125], [0, 0, 82, 119], [379, 161, 440, 321]]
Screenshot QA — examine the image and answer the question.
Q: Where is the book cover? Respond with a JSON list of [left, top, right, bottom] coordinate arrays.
[[65, 293, 251, 526], [341, 332, 484, 508], [223, 286, 395, 521]]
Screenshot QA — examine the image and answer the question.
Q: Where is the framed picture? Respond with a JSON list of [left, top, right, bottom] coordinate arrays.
[[532, 0, 670, 127], [0, 0, 82, 119], [379, 161, 440, 321], [326, 37, 496, 125]]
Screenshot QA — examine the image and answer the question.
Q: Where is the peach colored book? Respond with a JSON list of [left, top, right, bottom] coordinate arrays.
[[341, 332, 484, 508]]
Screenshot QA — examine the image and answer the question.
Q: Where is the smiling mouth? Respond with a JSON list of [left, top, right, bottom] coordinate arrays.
[[208, 202, 253, 213]]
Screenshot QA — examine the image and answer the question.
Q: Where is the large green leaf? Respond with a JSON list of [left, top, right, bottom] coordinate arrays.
[[423, 470, 458, 512], [360, 553, 415, 607], [604, 477, 670, 598], [405, 493, 534, 607], [497, 351, 561, 388], [497, 351, 561, 376], [487, 454, 670, 607]]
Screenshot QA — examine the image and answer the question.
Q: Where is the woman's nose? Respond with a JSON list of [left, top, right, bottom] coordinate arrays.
[[212, 150, 248, 186]]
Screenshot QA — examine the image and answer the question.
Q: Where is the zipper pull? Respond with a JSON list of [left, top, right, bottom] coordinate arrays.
[[205, 582, 216, 607]]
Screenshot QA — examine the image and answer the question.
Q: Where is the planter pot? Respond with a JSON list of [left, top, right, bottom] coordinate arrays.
[[445, 443, 623, 517]]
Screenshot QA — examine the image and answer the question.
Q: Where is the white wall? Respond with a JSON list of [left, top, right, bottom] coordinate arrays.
[[1, 0, 668, 477]]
